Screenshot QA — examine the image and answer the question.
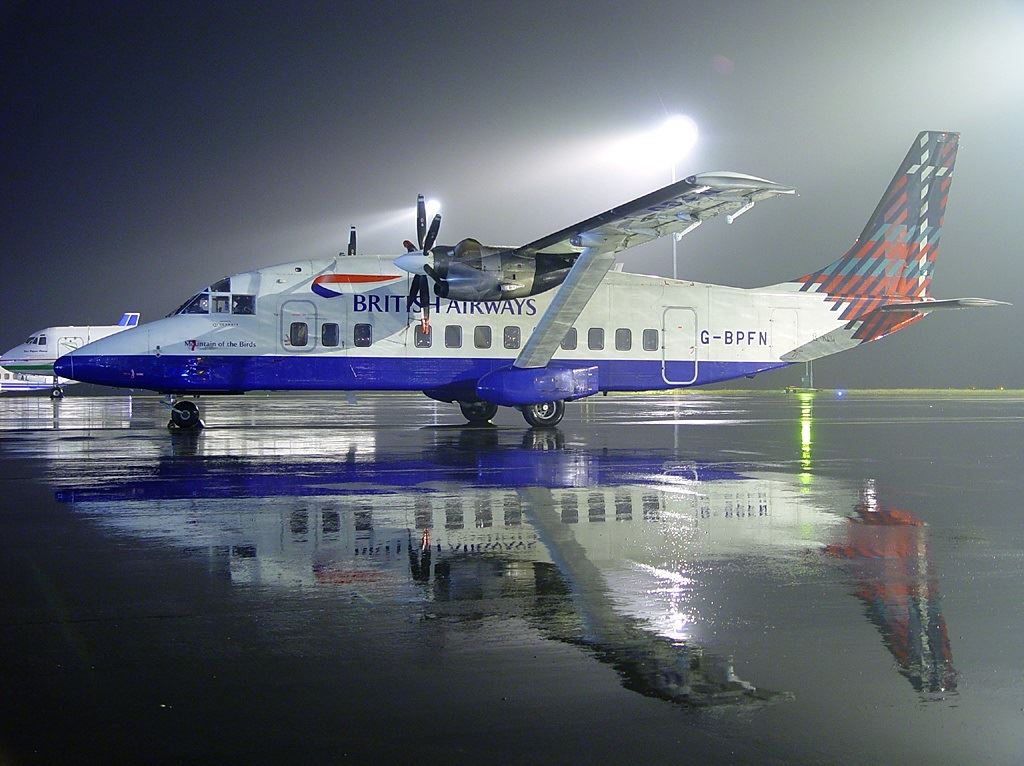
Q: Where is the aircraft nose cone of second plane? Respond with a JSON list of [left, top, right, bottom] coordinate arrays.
[[53, 355, 73, 379], [394, 251, 434, 276]]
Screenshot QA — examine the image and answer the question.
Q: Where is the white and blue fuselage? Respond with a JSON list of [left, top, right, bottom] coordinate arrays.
[[56, 256, 842, 400]]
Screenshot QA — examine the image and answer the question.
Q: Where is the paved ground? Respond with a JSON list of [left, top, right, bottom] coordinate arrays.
[[1, 391, 1022, 764]]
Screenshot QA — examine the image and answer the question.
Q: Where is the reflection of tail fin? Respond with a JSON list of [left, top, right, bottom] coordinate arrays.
[[117, 312, 141, 327], [796, 131, 958, 300]]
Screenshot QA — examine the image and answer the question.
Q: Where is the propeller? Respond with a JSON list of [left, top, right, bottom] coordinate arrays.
[[399, 194, 441, 327], [347, 226, 357, 256]]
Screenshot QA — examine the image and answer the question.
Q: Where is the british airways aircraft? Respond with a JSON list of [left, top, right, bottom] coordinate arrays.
[[55, 132, 1007, 429]]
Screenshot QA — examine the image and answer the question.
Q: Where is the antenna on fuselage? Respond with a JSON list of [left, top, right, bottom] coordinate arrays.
[[346, 226, 357, 256]]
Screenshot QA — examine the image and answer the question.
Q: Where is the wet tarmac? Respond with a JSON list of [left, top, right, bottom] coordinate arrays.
[[1, 391, 1022, 764]]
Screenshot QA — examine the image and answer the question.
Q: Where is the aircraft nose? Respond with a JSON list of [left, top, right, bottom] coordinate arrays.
[[53, 355, 73, 379]]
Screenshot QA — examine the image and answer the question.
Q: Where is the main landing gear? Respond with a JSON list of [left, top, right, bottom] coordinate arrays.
[[456, 399, 566, 428], [50, 376, 64, 399], [168, 399, 204, 431], [458, 400, 499, 425], [521, 400, 564, 428]]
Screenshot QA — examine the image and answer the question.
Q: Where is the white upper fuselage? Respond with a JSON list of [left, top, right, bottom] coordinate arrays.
[[57, 255, 853, 396]]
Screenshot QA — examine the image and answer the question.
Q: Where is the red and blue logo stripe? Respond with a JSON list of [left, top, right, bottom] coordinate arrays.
[[311, 274, 401, 298]]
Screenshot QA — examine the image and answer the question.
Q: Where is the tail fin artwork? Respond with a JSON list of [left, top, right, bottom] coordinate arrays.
[[797, 131, 958, 302], [780, 132, 1008, 362]]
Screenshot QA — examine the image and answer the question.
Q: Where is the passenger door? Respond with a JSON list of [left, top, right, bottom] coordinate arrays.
[[661, 307, 698, 385]]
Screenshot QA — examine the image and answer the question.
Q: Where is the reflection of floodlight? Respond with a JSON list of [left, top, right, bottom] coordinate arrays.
[[425, 198, 442, 219]]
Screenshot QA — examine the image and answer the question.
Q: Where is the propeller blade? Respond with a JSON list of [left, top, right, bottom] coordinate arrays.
[[403, 239, 417, 253], [419, 272, 430, 320], [416, 194, 426, 249], [422, 213, 441, 253], [424, 264, 449, 298], [347, 226, 357, 256], [407, 275, 423, 311]]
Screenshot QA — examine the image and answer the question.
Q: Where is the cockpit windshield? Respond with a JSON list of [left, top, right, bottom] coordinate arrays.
[[168, 278, 256, 317]]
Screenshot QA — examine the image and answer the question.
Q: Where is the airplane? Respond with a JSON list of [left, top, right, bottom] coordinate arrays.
[[0, 312, 141, 398], [0, 365, 53, 394], [54, 131, 1008, 428]]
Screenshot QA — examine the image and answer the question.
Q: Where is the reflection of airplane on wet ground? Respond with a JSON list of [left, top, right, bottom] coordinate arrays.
[[0, 312, 140, 398], [55, 132, 1006, 429], [54, 434, 956, 702]]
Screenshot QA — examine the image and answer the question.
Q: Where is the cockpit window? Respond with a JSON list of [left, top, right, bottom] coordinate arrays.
[[25, 336, 36, 344], [231, 295, 256, 315], [37, 335, 47, 346], [210, 277, 231, 293], [179, 293, 210, 314], [170, 286, 257, 317]]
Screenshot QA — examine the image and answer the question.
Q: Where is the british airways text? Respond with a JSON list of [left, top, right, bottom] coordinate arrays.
[[353, 295, 537, 316]]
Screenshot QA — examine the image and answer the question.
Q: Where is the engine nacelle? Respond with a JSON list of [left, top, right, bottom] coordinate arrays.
[[438, 261, 503, 301]]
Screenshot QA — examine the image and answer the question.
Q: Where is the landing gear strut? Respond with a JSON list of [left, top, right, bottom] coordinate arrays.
[[50, 376, 63, 399], [521, 400, 564, 428], [459, 400, 498, 425], [168, 399, 204, 430]]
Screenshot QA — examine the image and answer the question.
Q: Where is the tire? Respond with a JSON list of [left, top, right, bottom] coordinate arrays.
[[459, 400, 499, 425], [522, 400, 564, 428], [169, 400, 202, 430], [49, 387, 64, 400]]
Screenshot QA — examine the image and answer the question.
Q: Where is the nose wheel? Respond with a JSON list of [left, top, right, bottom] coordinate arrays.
[[168, 399, 204, 430], [521, 400, 564, 428]]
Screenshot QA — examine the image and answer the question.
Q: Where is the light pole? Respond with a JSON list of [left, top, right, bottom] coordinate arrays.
[[648, 116, 699, 280]]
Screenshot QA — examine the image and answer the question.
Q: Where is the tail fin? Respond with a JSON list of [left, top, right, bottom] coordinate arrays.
[[796, 131, 959, 300], [117, 312, 141, 327]]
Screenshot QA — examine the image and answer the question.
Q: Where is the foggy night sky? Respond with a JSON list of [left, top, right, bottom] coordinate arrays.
[[2, 0, 1022, 388]]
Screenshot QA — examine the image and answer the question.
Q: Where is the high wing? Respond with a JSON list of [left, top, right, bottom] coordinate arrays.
[[513, 172, 796, 369]]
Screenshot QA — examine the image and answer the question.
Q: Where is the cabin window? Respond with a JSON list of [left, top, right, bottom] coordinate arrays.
[[503, 326, 521, 349], [643, 329, 659, 351], [321, 323, 340, 347], [615, 328, 632, 351], [354, 323, 372, 347], [289, 322, 308, 347], [210, 277, 231, 292], [474, 326, 492, 349], [560, 328, 577, 350], [415, 324, 432, 348], [588, 328, 604, 351], [445, 325, 462, 348], [232, 295, 256, 315], [180, 293, 210, 314], [212, 295, 231, 314]]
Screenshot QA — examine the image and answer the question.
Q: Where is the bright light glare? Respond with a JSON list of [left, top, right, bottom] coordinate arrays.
[[606, 115, 699, 171], [425, 198, 442, 219]]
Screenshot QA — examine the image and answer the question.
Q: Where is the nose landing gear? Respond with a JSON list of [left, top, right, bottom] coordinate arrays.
[[168, 399, 204, 430]]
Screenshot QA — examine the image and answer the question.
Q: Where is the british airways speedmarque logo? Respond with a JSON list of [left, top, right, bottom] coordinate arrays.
[[311, 274, 401, 298]]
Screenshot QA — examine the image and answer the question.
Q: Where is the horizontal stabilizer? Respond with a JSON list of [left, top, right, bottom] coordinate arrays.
[[879, 297, 1011, 312]]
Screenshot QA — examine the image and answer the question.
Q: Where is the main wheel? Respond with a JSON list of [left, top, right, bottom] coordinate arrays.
[[459, 400, 499, 425], [522, 400, 564, 428], [49, 387, 64, 400], [169, 400, 203, 430]]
